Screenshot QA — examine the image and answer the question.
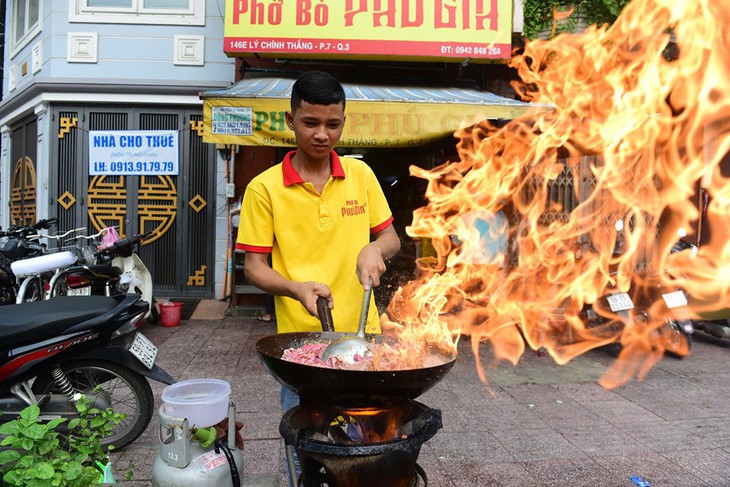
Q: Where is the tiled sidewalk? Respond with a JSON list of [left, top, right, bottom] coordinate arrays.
[[111, 312, 730, 486]]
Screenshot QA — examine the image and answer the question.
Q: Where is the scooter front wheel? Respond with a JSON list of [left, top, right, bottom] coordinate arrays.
[[32, 360, 154, 450]]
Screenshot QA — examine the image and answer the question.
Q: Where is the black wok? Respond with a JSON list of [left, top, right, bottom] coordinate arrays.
[[256, 331, 456, 408]]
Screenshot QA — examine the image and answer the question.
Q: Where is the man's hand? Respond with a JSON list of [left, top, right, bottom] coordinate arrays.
[[356, 225, 401, 288], [356, 243, 387, 288], [293, 281, 333, 317], [245, 252, 333, 316]]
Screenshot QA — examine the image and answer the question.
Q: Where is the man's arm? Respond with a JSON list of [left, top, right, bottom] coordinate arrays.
[[244, 252, 333, 316], [356, 225, 401, 288]]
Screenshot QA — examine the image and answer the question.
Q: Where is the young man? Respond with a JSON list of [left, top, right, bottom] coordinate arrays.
[[236, 71, 401, 335], [237, 72, 400, 484]]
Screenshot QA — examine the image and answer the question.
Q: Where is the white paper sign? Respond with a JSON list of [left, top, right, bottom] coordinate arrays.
[[662, 290, 688, 309], [607, 293, 634, 312], [89, 130, 179, 175], [211, 106, 253, 136]]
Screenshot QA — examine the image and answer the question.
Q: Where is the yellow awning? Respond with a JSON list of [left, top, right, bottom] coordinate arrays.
[[201, 77, 546, 147]]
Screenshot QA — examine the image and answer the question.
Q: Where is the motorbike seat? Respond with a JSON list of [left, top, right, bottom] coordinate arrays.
[[88, 264, 123, 277], [0, 296, 119, 345]]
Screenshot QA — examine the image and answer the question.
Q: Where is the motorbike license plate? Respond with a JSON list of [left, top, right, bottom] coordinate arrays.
[[129, 332, 158, 370], [66, 286, 91, 296], [662, 290, 688, 309], [607, 293, 634, 312]]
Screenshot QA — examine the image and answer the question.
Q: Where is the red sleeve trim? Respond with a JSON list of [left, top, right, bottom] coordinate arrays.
[[235, 242, 273, 253], [370, 216, 394, 234]]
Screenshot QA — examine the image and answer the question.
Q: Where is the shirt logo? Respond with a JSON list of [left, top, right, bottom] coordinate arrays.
[[342, 199, 366, 217]]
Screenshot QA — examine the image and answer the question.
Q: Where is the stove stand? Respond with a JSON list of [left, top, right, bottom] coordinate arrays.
[[280, 400, 442, 487]]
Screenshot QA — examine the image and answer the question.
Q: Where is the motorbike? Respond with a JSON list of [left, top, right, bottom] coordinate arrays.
[[579, 221, 694, 358], [0, 293, 175, 449], [50, 227, 160, 324], [0, 218, 60, 304], [668, 238, 730, 341]]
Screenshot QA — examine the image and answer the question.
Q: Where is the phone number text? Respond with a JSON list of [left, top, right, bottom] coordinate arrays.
[[91, 160, 177, 175], [440, 44, 502, 56]]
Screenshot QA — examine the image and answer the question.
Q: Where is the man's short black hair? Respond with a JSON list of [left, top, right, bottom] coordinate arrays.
[[290, 71, 346, 112]]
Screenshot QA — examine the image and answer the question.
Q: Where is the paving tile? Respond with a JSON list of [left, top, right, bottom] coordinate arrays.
[[241, 410, 283, 439], [495, 427, 588, 462], [415, 444, 457, 487], [531, 398, 612, 429], [592, 451, 714, 487], [617, 419, 716, 453], [110, 444, 158, 484], [518, 457, 613, 487], [550, 382, 624, 403], [577, 398, 664, 425], [103, 316, 730, 486], [500, 383, 574, 406], [456, 402, 553, 433], [556, 424, 649, 456], [487, 354, 609, 387], [242, 438, 281, 476], [675, 417, 730, 449], [662, 448, 730, 486], [439, 459, 537, 486], [613, 385, 718, 421], [428, 430, 516, 464]]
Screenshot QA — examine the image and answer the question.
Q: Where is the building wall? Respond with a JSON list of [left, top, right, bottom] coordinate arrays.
[[3, 1, 233, 99], [0, 0, 236, 300]]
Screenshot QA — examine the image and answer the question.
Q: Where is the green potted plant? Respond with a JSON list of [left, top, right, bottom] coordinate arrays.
[[0, 396, 127, 486], [522, 0, 630, 39]]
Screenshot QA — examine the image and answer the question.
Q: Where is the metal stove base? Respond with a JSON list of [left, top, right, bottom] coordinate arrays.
[[290, 460, 429, 487]]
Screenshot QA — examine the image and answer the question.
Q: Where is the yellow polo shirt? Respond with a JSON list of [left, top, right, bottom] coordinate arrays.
[[236, 151, 394, 334]]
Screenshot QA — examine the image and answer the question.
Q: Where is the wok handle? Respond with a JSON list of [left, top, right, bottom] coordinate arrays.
[[316, 296, 335, 332]]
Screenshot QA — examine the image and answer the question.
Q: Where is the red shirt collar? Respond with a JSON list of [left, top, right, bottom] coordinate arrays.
[[282, 150, 346, 187]]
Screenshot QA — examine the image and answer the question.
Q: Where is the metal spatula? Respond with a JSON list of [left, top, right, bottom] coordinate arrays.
[[321, 278, 373, 364]]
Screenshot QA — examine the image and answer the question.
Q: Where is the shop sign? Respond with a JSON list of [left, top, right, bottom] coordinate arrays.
[[204, 98, 528, 147], [89, 130, 179, 175], [225, 0, 512, 61]]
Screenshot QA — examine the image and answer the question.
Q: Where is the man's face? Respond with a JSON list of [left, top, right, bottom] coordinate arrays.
[[286, 101, 346, 161]]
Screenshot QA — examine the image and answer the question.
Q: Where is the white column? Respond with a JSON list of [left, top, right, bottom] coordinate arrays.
[[34, 103, 50, 219], [0, 125, 11, 229]]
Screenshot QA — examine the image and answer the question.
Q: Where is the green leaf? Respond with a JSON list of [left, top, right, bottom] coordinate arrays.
[[0, 421, 21, 435], [16, 455, 35, 468], [74, 452, 90, 464], [63, 461, 83, 480], [21, 437, 34, 450], [46, 418, 67, 430], [1, 435, 19, 446], [38, 439, 57, 455], [3, 470, 22, 485], [33, 462, 55, 479], [67, 418, 81, 429], [24, 423, 49, 440], [0, 449, 22, 465], [90, 416, 106, 429], [19, 404, 40, 422]]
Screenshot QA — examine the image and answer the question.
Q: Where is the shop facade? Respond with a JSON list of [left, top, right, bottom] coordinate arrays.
[[202, 0, 534, 305]]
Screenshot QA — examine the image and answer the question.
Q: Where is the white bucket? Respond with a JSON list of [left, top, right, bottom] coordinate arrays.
[[161, 379, 231, 428]]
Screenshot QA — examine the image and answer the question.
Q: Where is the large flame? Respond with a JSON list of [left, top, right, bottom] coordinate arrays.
[[383, 0, 730, 389]]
